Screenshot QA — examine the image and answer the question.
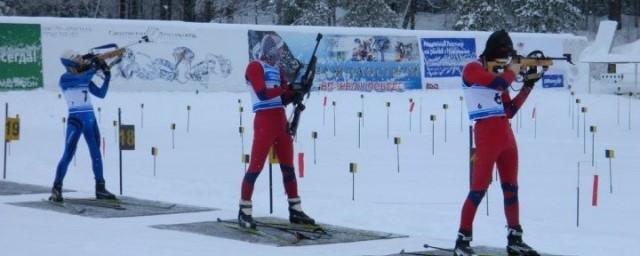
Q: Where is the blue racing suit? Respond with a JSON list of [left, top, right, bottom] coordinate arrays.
[[53, 67, 110, 186]]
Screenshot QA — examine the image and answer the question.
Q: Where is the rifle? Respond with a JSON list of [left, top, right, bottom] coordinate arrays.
[[77, 34, 152, 73], [486, 50, 574, 81], [288, 33, 323, 137]]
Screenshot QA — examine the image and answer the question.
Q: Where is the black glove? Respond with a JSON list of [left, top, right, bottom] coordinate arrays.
[[523, 66, 541, 89], [292, 90, 304, 103]]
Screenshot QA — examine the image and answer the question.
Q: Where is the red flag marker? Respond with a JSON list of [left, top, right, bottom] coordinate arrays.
[[409, 102, 415, 112], [323, 96, 327, 106], [298, 152, 305, 178]]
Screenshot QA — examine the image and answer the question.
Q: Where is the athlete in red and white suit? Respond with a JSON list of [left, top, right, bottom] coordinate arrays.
[[453, 30, 540, 256], [238, 34, 314, 229]]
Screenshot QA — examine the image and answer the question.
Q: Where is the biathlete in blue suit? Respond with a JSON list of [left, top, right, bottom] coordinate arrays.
[[49, 50, 116, 202]]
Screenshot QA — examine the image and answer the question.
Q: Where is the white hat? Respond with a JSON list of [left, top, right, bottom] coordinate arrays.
[[60, 49, 81, 67]]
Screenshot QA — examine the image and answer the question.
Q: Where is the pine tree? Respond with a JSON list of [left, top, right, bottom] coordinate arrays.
[[341, 0, 399, 28], [453, 0, 508, 31], [0, 1, 16, 15], [293, 0, 332, 26], [513, 0, 582, 33]]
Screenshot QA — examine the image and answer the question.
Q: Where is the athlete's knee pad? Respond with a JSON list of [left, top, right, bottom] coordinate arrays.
[[501, 183, 519, 206], [467, 190, 486, 206]]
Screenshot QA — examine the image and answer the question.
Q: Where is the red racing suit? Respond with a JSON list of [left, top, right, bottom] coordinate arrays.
[[458, 59, 533, 233], [240, 60, 298, 201]]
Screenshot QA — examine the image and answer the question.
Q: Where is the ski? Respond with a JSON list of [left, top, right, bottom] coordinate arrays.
[[85, 198, 176, 210], [423, 244, 455, 253], [64, 198, 126, 210], [254, 220, 330, 236], [423, 244, 497, 256], [216, 218, 295, 244], [253, 221, 327, 240], [43, 199, 87, 214], [399, 249, 432, 255]]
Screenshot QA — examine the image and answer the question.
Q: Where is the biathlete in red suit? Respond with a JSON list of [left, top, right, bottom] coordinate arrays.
[[453, 30, 541, 256], [238, 34, 314, 229]]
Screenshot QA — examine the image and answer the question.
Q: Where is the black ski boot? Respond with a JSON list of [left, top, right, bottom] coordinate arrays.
[[95, 182, 117, 200], [288, 197, 315, 225], [507, 226, 540, 256], [49, 183, 63, 202], [454, 230, 476, 256], [238, 200, 256, 229]]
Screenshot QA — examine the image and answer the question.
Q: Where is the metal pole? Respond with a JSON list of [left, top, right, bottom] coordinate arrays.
[[352, 171, 355, 201], [118, 108, 123, 195], [591, 132, 595, 166], [358, 115, 361, 148], [3, 103, 7, 179], [313, 138, 317, 165], [609, 158, 613, 194], [269, 163, 273, 214], [629, 94, 632, 130], [617, 93, 621, 125], [386, 106, 390, 139], [583, 112, 586, 154], [431, 121, 435, 155], [187, 108, 190, 133], [635, 63, 638, 91], [153, 155, 156, 177], [396, 144, 400, 173], [333, 103, 336, 136], [577, 162, 580, 227], [361, 96, 365, 128], [534, 112, 537, 139], [444, 108, 448, 143]]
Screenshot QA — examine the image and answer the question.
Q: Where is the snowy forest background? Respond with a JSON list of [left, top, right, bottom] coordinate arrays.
[[0, 0, 639, 42]]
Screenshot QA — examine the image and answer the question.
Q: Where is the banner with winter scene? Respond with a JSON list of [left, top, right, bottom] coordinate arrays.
[[0, 23, 43, 90], [248, 30, 422, 92], [39, 21, 242, 92]]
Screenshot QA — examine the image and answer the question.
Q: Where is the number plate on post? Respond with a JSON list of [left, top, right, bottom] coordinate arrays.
[[5, 117, 20, 141], [119, 125, 135, 150]]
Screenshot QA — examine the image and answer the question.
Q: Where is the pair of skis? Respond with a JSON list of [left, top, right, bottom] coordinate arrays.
[[401, 244, 543, 256], [216, 218, 330, 244], [45, 198, 126, 213]]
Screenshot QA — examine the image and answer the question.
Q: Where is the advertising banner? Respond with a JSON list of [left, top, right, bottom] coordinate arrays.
[[421, 38, 476, 78], [40, 22, 244, 92], [248, 30, 421, 92], [542, 74, 564, 88], [0, 23, 43, 90]]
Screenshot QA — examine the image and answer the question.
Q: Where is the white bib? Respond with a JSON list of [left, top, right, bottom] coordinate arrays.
[[63, 86, 93, 113], [463, 85, 505, 121]]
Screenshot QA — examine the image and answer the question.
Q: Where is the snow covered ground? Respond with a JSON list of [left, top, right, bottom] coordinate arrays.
[[0, 84, 638, 256]]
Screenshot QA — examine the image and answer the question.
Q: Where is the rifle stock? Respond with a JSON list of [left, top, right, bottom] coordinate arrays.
[[486, 51, 573, 74]]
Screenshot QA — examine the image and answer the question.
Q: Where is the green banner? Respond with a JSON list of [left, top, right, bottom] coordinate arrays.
[[0, 23, 43, 90]]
